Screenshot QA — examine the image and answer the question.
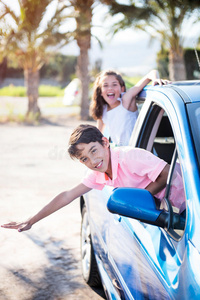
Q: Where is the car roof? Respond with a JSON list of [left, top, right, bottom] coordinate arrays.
[[138, 80, 200, 104]]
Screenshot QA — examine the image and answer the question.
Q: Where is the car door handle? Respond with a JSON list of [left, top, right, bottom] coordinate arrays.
[[113, 215, 122, 223]]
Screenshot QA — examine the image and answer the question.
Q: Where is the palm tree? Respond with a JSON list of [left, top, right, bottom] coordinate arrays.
[[0, 0, 102, 120], [103, 0, 200, 81], [0, 0, 72, 118], [69, 0, 94, 120], [70, 0, 152, 119]]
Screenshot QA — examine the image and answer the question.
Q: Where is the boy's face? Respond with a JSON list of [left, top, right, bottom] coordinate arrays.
[[76, 137, 111, 174], [100, 75, 125, 108]]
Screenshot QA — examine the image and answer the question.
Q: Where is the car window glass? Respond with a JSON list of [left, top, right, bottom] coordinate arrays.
[[152, 111, 175, 164], [153, 113, 186, 239], [141, 104, 186, 239], [187, 102, 200, 167], [168, 155, 186, 238]]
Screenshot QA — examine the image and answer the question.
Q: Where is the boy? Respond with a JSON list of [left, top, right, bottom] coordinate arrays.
[[1, 124, 172, 232]]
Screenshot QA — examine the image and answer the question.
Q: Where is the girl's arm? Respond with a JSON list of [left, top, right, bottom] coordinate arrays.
[[1, 184, 91, 232], [145, 164, 170, 195], [122, 70, 169, 111], [97, 118, 105, 133]]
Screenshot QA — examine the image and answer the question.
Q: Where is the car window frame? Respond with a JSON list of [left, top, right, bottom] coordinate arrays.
[[136, 101, 186, 240], [186, 102, 200, 168]]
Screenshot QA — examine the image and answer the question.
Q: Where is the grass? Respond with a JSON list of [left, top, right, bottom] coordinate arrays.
[[39, 85, 64, 97], [124, 76, 142, 89], [0, 76, 143, 124], [0, 76, 142, 97], [0, 86, 26, 97], [0, 85, 65, 97]]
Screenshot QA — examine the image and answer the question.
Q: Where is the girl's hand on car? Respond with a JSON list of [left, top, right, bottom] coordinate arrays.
[[152, 79, 172, 86]]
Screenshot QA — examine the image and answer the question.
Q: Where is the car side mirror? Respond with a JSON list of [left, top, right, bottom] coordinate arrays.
[[107, 188, 184, 231]]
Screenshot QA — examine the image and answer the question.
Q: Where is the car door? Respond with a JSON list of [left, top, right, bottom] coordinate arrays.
[[85, 185, 114, 272], [107, 93, 188, 299]]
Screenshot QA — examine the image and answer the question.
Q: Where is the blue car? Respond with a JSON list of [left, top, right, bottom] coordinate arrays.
[[80, 81, 200, 299]]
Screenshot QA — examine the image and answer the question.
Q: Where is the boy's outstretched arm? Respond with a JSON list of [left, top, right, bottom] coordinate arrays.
[[1, 184, 91, 232], [145, 164, 170, 195], [122, 70, 170, 111]]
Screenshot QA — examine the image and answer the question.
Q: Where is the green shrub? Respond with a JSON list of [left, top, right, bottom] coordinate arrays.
[[38, 85, 64, 97], [123, 76, 142, 89], [156, 48, 169, 79], [0, 76, 144, 97], [0, 85, 65, 97], [156, 47, 200, 80], [184, 48, 200, 80], [0, 86, 26, 96]]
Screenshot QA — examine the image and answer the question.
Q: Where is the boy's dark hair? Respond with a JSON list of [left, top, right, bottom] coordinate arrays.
[[68, 124, 104, 159]]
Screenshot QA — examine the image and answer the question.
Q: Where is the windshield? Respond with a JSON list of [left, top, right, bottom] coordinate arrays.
[[187, 102, 200, 166]]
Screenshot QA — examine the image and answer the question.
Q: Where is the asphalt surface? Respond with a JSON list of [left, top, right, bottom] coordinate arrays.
[[0, 98, 106, 300]]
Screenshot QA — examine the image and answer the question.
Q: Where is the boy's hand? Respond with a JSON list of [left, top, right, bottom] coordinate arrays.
[[1, 220, 32, 232]]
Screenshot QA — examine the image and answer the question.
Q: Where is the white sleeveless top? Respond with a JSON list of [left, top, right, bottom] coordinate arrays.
[[102, 99, 139, 146]]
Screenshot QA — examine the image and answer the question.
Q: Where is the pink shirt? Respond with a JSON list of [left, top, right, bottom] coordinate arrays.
[[82, 147, 166, 191], [82, 147, 185, 213]]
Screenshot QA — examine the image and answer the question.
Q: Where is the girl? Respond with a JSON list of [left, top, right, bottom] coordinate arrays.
[[90, 69, 169, 146]]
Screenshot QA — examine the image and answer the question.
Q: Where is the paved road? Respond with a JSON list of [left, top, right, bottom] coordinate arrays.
[[0, 96, 80, 117], [0, 108, 106, 299]]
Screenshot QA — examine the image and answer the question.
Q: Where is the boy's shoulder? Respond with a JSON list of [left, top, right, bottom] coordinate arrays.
[[111, 146, 150, 162], [111, 145, 136, 153], [111, 145, 138, 160]]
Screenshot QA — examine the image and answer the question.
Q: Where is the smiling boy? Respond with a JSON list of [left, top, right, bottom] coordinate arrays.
[[2, 124, 172, 232]]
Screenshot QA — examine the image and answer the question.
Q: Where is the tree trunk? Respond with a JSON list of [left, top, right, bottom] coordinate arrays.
[[168, 48, 187, 81], [75, 0, 93, 120], [0, 57, 7, 83], [77, 47, 90, 120], [24, 68, 41, 118]]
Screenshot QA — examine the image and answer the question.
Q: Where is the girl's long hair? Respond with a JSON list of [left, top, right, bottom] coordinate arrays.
[[90, 70, 126, 120]]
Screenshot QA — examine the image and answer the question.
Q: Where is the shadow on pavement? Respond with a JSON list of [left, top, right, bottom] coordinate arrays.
[[3, 233, 106, 300]]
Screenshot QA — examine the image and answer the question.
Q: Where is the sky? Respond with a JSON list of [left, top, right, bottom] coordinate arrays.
[[1, 0, 200, 76]]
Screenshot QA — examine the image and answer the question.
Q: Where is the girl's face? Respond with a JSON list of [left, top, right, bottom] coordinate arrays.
[[100, 75, 124, 109]]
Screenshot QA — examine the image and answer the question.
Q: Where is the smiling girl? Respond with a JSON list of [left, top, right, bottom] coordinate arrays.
[[90, 70, 169, 146]]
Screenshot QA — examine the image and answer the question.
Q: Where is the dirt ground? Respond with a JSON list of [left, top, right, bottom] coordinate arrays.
[[0, 113, 106, 300]]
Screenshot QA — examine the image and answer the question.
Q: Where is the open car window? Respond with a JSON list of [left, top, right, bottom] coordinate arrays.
[[137, 103, 186, 240]]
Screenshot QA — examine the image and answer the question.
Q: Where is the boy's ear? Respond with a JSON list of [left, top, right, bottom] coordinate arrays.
[[102, 137, 110, 148]]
